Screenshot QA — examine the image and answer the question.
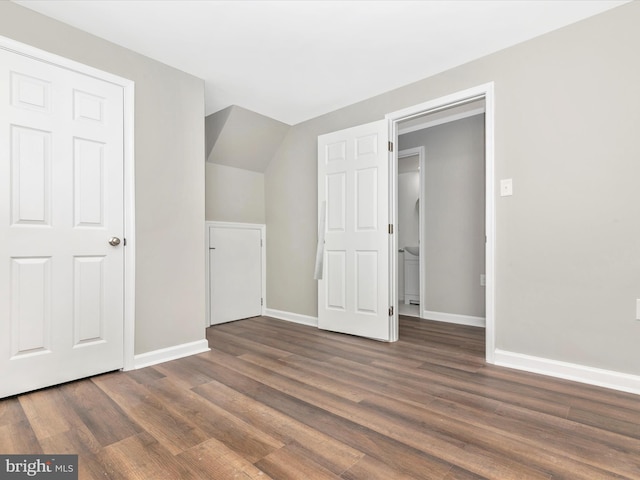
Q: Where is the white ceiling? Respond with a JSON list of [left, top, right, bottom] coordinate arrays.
[[14, 0, 628, 125]]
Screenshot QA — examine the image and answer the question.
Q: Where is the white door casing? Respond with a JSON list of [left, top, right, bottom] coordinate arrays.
[[0, 42, 133, 397], [387, 83, 495, 362], [208, 223, 264, 325], [317, 120, 394, 341]]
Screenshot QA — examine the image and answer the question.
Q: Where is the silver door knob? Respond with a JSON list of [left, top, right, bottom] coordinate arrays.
[[108, 237, 121, 246]]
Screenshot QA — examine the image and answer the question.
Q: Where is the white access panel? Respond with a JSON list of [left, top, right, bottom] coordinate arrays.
[[0, 47, 125, 398], [208, 224, 264, 325]]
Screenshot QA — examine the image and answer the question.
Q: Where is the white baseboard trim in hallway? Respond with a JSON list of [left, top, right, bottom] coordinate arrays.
[[422, 310, 486, 328], [132, 339, 210, 370], [264, 308, 485, 329], [264, 308, 318, 327], [494, 349, 640, 396]]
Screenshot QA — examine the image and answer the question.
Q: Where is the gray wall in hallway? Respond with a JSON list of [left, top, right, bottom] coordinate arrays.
[[399, 115, 486, 319]]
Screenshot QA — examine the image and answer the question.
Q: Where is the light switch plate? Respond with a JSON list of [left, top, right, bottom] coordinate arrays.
[[500, 178, 513, 196]]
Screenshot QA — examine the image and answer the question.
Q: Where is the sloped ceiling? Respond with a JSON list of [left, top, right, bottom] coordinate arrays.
[[206, 105, 289, 173]]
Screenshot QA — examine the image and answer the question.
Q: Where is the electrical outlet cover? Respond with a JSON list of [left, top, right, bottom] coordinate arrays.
[[500, 178, 513, 196]]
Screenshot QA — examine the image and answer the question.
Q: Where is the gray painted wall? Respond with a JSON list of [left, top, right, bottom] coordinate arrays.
[[265, 2, 640, 375], [0, 1, 206, 355], [397, 171, 420, 251], [205, 163, 265, 224], [400, 115, 486, 318]]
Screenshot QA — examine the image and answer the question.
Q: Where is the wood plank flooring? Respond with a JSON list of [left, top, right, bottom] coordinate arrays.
[[2, 316, 640, 479]]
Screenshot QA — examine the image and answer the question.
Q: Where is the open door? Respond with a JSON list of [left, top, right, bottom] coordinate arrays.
[[317, 120, 395, 341]]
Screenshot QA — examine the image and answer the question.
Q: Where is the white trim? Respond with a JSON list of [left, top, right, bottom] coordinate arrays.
[[206, 221, 266, 230], [205, 221, 266, 327], [398, 107, 485, 135], [133, 340, 210, 370], [0, 36, 133, 88], [422, 310, 486, 328], [0, 35, 137, 372], [484, 84, 496, 364], [264, 308, 318, 327], [387, 85, 488, 124], [388, 121, 399, 342], [122, 70, 136, 371], [205, 223, 211, 328], [386, 82, 496, 364], [494, 349, 640, 396]]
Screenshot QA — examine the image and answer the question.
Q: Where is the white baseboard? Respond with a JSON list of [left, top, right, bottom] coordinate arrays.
[[494, 349, 640, 396], [264, 308, 318, 327], [132, 339, 210, 370], [422, 310, 486, 328], [264, 308, 485, 329]]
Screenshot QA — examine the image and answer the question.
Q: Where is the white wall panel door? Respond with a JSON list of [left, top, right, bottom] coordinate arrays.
[[0, 48, 125, 398], [317, 120, 392, 341], [209, 225, 263, 325]]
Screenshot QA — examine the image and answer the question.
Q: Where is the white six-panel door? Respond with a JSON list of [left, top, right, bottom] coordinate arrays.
[[317, 120, 392, 341], [0, 48, 125, 397]]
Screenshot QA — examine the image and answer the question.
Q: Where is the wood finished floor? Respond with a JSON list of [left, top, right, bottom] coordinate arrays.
[[2, 316, 640, 479]]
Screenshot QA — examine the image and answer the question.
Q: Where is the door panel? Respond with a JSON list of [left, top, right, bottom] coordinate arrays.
[[11, 125, 51, 225], [74, 138, 106, 227], [209, 226, 263, 325], [326, 251, 346, 310], [73, 256, 106, 345], [10, 257, 51, 355], [317, 120, 392, 341], [0, 48, 125, 398]]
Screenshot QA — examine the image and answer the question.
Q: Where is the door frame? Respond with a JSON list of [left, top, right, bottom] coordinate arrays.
[[0, 35, 137, 370], [386, 82, 496, 363], [205, 221, 266, 327]]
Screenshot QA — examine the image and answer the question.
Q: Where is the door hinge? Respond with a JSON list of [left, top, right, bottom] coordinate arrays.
[[388, 224, 394, 234], [260, 238, 263, 247], [261, 298, 264, 306], [388, 141, 393, 152], [388, 306, 394, 316]]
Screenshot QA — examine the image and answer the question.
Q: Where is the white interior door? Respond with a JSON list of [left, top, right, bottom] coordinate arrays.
[[0, 48, 125, 398], [209, 225, 263, 325], [317, 120, 394, 341]]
